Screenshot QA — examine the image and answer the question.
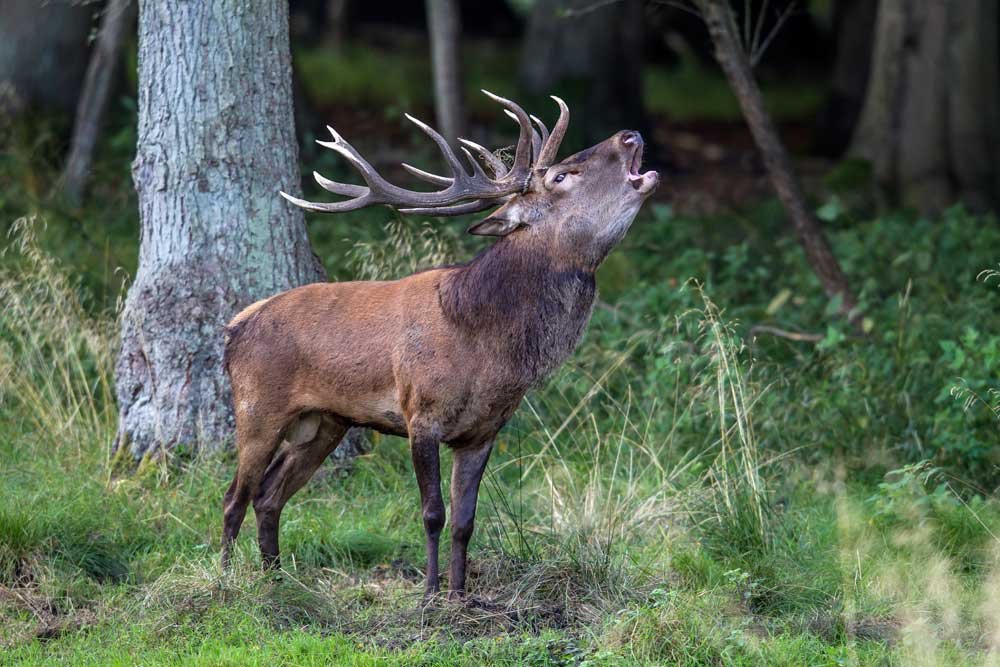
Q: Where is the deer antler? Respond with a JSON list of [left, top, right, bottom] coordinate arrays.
[[534, 95, 569, 169], [280, 91, 569, 217]]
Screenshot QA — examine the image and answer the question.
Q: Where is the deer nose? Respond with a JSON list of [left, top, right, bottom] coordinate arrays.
[[620, 131, 642, 146]]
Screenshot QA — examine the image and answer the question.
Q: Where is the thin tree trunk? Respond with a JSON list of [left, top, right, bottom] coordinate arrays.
[[325, 0, 349, 47], [116, 0, 326, 458], [60, 0, 136, 205], [814, 0, 877, 157], [426, 0, 464, 147], [696, 0, 859, 319]]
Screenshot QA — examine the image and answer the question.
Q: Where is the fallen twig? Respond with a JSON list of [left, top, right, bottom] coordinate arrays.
[[749, 324, 824, 343]]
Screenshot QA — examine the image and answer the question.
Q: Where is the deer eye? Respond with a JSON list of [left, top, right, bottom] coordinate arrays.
[[554, 173, 567, 183]]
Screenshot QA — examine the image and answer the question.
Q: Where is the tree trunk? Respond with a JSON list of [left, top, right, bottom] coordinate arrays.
[[520, 0, 648, 145], [425, 0, 464, 147], [325, 0, 349, 46], [0, 0, 92, 121], [813, 0, 878, 157], [116, 0, 327, 459], [60, 0, 137, 205], [696, 0, 859, 320], [851, 0, 999, 213]]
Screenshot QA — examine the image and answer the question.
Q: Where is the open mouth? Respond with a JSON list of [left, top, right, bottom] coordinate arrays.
[[628, 142, 644, 177], [626, 141, 659, 194]]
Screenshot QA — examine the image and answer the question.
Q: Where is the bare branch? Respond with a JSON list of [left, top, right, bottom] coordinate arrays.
[[558, 0, 624, 19], [751, 0, 771, 58], [750, 2, 797, 68], [652, 0, 702, 19]]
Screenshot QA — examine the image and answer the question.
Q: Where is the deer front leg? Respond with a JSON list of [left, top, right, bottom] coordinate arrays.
[[448, 440, 494, 599], [410, 433, 445, 600]]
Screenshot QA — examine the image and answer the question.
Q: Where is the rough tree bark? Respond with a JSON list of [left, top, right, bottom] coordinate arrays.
[[60, 0, 137, 205], [116, 0, 337, 459], [695, 0, 859, 319], [520, 0, 648, 144], [425, 0, 464, 147], [851, 0, 999, 214]]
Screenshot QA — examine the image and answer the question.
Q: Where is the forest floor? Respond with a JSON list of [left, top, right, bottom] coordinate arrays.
[[3, 41, 1000, 666]]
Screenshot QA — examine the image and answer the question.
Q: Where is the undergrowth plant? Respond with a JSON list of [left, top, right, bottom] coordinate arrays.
[[0, 217, 118, 469], [686, 284, 771, 562], [347, 215, 465, 281], [951, 266, 1000, 433]]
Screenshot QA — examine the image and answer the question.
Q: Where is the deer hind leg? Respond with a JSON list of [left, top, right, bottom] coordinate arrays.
[[222, 413, 287, 569], [253, 413, 347, 569]]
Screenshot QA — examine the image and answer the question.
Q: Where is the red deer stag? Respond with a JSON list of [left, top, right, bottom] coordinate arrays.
[[221, 91, 659, 599]]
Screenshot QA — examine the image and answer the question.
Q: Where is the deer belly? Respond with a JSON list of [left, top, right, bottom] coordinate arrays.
[[344, 388, 407, 436]]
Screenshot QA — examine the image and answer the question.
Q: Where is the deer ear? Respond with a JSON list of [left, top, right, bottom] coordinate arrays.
[[467, 199, 534, 237]]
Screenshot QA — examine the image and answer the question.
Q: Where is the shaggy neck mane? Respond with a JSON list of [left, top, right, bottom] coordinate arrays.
[[438, 237, 597, 381]]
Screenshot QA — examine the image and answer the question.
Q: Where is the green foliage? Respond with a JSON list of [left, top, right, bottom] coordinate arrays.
[[294, 42, 516, 116], [293, 41, 822, 127], [643, 59, 824, 121], [347, 216, 466, 281], [0, 111, 139, 304], [866, 461, 1000, 569]]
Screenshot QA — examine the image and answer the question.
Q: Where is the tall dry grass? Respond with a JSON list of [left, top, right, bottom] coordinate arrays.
[[0, 217, 119, 470]]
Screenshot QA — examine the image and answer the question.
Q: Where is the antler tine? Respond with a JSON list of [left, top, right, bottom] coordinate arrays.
[[398, 198, 502, 216], [481, 89, 533, 180], [315, 135, 379, 188], [530, 115, 549, 162], [535, 96, 569, 169], [313, 171, 367, 197], [401, 162, 454, 186], [459, 146, 489, 180], [507, 109, 545, 165], [459, 138, 507, 178], [404, 114, 469, 180], [279, 189, 359, 213], [531, 115, 549, 145], [278, 129, 379, 213]]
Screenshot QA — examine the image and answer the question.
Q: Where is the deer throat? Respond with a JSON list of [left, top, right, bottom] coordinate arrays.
[[438, 243, 597, 385]]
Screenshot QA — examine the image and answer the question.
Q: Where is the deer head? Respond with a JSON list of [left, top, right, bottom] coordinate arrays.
[[280, 91, 659, 269]]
